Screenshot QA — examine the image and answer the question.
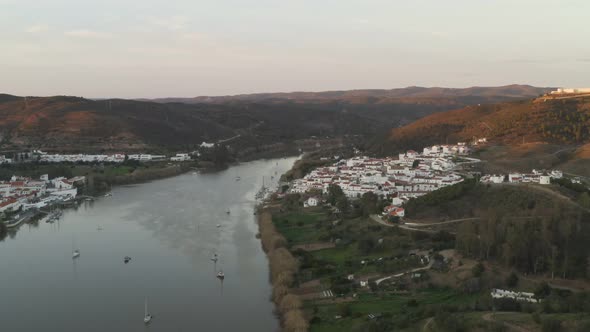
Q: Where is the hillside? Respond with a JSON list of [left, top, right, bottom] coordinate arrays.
[[0, 94, 391, 153], [376, 95, 590, 154], [0, 85, 554, 154]]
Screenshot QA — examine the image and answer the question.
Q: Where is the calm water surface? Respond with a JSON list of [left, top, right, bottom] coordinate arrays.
[[0, 157, 298, 332]]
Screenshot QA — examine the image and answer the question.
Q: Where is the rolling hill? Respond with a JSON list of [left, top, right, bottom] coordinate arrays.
[[376, 95, 590, 153], [0, 85, 553, 155]]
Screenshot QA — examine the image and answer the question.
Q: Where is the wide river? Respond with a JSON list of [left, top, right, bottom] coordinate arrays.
[[0, 157, 298, 332]]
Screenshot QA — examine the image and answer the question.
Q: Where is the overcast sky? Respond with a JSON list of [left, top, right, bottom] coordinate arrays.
[[1, 0, 589, 98]]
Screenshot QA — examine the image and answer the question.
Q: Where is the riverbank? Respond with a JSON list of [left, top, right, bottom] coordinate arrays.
[[257, 209, 308, 332]]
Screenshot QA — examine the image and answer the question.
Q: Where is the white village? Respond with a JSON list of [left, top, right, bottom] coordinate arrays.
[[289, 138, 566, 220]]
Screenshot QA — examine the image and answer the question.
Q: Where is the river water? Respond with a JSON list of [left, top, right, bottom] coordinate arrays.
[[0, 157, 298, 332]]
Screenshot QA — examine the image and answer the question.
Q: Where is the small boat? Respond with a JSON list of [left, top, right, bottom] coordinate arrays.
[[216, 224, 221, 228], [211, 253, 218, 262], [143, 297, 152, 324], [226, 210, 230, 215], [217, 270, 225, 280], [235, 176, 241, 181], [72, 250, 80, 259], [97, 226, 103, 231], [104, 192, 112, 197], [124, 256, 132, 264]]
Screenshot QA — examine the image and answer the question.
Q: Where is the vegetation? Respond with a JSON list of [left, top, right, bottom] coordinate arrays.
[[376, 97, 590, 155], [258, 211, 308, 332], [0, 222, 7, 241]]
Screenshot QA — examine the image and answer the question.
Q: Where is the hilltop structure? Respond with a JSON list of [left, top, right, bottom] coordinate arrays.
[[548, 88, 590, 95]]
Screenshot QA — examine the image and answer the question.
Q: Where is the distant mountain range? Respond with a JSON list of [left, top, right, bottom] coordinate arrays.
[[0, 85, 554, 154], [144, 84, 552, 104]]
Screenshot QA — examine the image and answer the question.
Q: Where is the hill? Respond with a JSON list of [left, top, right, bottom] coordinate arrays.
[[0, 85, 553, 155], [0, 94, 392, 154], [375, 95, 590, 154]]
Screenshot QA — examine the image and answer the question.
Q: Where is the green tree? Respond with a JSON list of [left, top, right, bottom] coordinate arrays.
[[360, 192, 379, 217], [506, 272, 519, 288]]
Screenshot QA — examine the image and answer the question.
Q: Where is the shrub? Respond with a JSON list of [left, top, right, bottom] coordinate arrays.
[[542, 317, 561, 332]]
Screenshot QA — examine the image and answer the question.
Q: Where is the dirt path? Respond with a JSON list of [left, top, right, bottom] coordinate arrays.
[[369, 215, 436, 233], [375, 261, 433, 285], [422, 317, 433, 332], [482, 312, 532, 332], [404, 217, 480, 227]]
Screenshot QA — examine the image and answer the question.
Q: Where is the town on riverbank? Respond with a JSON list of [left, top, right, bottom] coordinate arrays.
[[257, 140, 590, 331], [0, 173, 88, 238]]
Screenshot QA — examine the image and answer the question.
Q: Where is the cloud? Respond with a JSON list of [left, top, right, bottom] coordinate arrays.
[[148, 16, 188, 31], [64, 29, 111, 39], [181, 32, 208, 41], [26, 25, 49, 33], [353, 18, 370, 25]]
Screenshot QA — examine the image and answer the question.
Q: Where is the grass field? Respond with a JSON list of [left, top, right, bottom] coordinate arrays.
[[308, 288, 480, 332], [273, 209, 329, 244]]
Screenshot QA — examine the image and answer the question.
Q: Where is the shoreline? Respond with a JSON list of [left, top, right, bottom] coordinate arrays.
[[255, 155, 309, 332], [257, 208, 308, 332]]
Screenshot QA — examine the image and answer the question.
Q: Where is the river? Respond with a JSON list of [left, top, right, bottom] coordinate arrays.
[[0, 157, 298, 332]]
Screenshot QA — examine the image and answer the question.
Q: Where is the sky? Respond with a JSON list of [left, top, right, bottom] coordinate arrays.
[[1, 0, 589, 98]]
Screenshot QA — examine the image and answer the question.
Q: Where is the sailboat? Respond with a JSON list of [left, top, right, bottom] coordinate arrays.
[[143, 297, 152, 324], [217, 270, 225, 280], [72, 237, 80, 259]]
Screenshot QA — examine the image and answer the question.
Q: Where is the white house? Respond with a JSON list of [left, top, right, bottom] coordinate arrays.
[[304, 197, 319, 208], [508, 173, 523, 183], [539, 175, 551, 185], [52, 178, 73, 190], [171, 153, 191, 162]]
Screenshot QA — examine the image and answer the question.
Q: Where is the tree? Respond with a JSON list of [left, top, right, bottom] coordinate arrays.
[[534, 282, 551, 298], [577, 192, 590, 209], [337, 303, 352, 317], [506, 272, 519, 288], [360, 192, 379, 217], [472, 262, 485, 277], [327, 184, 345, 206], [358, 235, 377, 255]]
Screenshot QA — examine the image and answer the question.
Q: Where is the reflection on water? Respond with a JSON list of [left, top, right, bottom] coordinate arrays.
[[0, 157, 297, 332]]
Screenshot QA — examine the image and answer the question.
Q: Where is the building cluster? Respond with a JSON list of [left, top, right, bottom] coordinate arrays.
[[0, 155, 12, 164], [39, 152, 126, 163], [170, 153, 191, 162], [480, 169, 563, 185], [17, 150, 194, 163], [0, 174, 85, 213], [291, 143, 473, 218], [549, 88, 590, 95], [491, 289, 538, 303]]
